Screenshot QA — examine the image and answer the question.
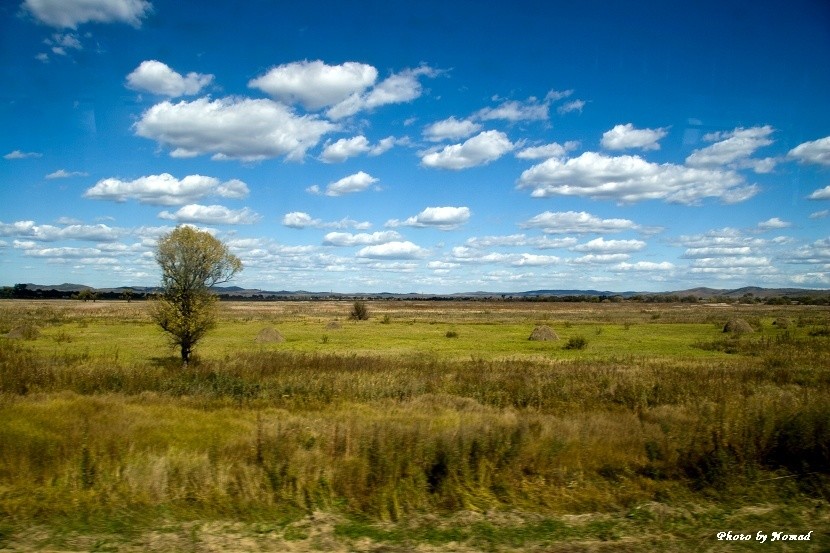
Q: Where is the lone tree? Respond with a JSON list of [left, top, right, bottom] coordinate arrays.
[[150, 226, 242, 364]]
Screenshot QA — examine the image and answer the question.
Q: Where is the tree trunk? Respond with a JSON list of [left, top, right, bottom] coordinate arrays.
[[181, 342, 191, 365]]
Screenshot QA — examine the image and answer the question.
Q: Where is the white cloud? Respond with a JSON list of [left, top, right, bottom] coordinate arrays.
[[682, 246, 753, 258], [476, 97, 549, 122], [46, 169, 88, 179], [809, 210, 828, 219], [249, 60, 377, 110], [601, 123, 668, 151], [516, 141, 579, 160], [520, 211, 639, 234], [45, 32, 83, 56], [517, 151, 756, 204], [615, 261, 675, 271], [324, 171, 378, 196], [356, 241, 427, 259], [570, 253, 630, 264], [325, 65, 439, 120], [282, 212, 318, 229], [420, 130, 513, 170], [323, 231, 401, 247], [685, 126, 774, 168], [84, 173, 249, 205], [557, 99, 585, 114], [320, 135, 371, 162], [808, 185, 830, 200], [788, 136, 830, 166], [511, 253, 561, 266], [757, 217, 791, 230], [126, 60, 213, 97], [784, 238, 830, 265], [22, 0, 152, 28], [464, 234, 529, 248], [423, 117, 481, 142], [386, 206, 471, 230], [571, 237, 646, 253], [158, 204, 260, 225], [4, 150, 42, 159], [134, 97, 335, 161], [320, 135, 397, 163], [0, 220, 122, 241]]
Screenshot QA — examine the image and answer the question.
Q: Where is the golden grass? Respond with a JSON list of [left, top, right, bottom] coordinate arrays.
[[0, 299, 828, 550]]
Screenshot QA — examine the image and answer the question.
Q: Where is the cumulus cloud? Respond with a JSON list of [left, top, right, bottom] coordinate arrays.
[[323, 231, 401, 247], [784, 238, 830, 265], [320, 135, 397, 162], [0, 220, 122, 241], [420, 130, 513, 170], [356, 241, 427, 259], [281, 212, 370, 230], [685, 126, 774, 168], [788, 136, 830, 166], [570, 253, 630, 264], [571, 237, 646, 253], [134, 97, 335, 161], [22, 0, 152, 28], [517, 151, 756, 204], [807, 185, 830, 200], [282, 212, 318, 229], [126, 60, 213, 97], [601, 123, 668, 151], [249, 60, 377, 110], [4, 150, 42, 159], [84, 173, 248, 205], [615, 261, 675, 271], [158, 204, 260, 225], [46, 169, 88, 179], [325, 65, 439, 120], [516, 141, 579, 160], [386, 206, 471, 230], [520, 211, 640, 234], [757, 217, 791, 230], [810, 210, 828, 219], [682, 246, 753, 258], [323, 171, 379, 196], [423, 117, 481, 142], [511, 253, 561, 266]]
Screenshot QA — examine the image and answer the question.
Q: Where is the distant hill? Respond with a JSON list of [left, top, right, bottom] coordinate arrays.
[[7, 283, 827, 300]]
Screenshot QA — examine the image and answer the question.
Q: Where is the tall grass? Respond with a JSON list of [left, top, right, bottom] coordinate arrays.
[[0, 300, 828, 549]]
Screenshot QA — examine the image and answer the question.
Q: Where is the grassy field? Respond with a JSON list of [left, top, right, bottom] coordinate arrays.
[[0, 299, 828, 551]]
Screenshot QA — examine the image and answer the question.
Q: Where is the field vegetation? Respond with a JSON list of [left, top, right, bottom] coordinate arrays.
[[0, 299, 828, 551]]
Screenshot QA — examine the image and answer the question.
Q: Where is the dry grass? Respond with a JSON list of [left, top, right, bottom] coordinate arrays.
[[0, 299, 829, 550]]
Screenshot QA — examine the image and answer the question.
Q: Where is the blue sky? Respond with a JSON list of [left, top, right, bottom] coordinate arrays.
[[1, 0, 829, 293]]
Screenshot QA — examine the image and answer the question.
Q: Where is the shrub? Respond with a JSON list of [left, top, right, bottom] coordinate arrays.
[[445, 330, 458, 338], [349, 301, 370, 321], [563, 335, 588, 350]]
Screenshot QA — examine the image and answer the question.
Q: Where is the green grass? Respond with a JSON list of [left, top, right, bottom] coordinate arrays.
[[0, 299, 829, 551]]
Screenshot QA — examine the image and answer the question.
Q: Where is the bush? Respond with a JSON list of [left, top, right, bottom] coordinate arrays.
[[563, 336, 588, 350], [445, 330, 459, 338], [349, 300, 370, 321]]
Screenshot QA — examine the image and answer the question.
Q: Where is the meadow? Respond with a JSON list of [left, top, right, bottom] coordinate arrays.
[[0, 298, 828, 551]]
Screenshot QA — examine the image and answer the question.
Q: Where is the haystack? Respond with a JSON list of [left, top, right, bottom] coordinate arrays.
[[772, 317, 792, 329], [5, 325, 39, 340], [529, 325, 558, 341], [255, 327, 285, 343], [326, 321, 342, 330], [723, 318, 754, 334]]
